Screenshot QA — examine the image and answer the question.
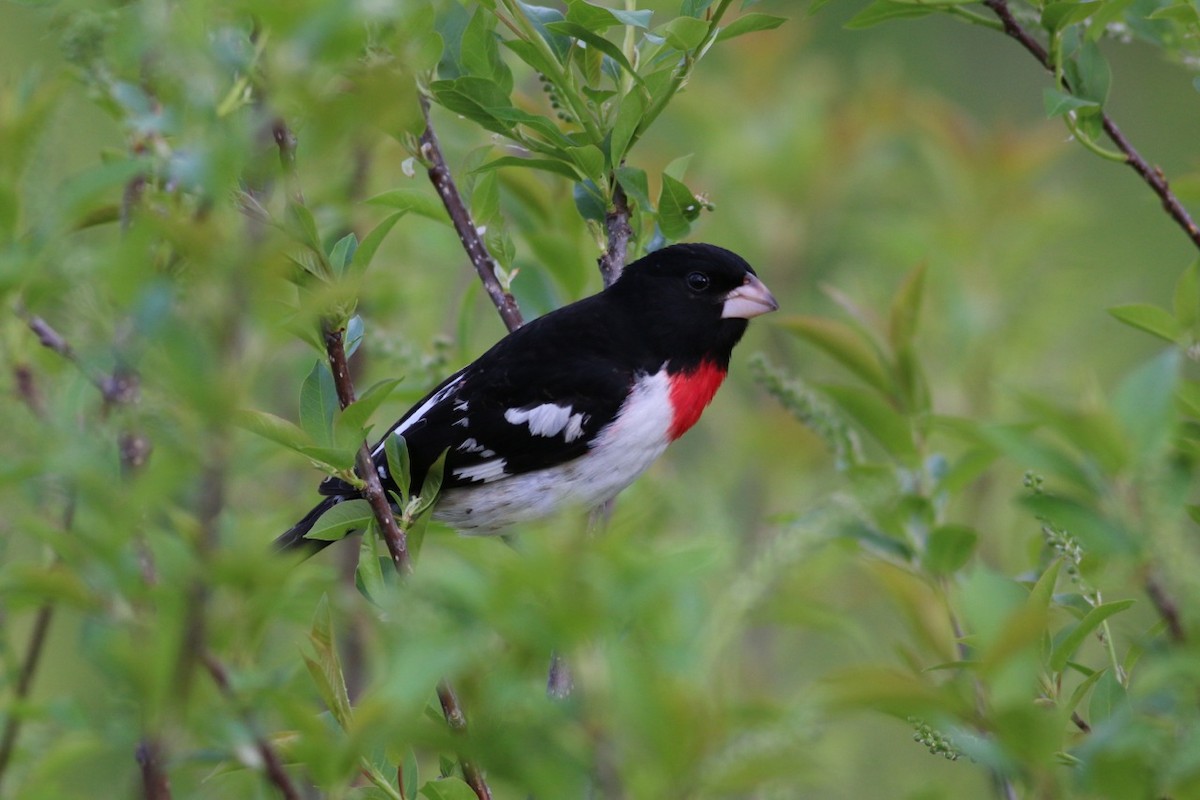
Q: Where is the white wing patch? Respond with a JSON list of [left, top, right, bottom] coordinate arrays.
[[504, 403, 589, 442], [457, 438, 495, 458], [373, 374, 465, 456], [452, 458, 508, 483]]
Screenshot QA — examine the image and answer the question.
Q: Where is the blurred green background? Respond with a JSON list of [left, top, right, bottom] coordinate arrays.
[[2, 0, 1197, 797]]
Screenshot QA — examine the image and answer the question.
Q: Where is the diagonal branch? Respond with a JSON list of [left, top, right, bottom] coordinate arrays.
[[323, 324, 413, 575], [418, 94, 524, 333], [982, 0, 1200, 250]]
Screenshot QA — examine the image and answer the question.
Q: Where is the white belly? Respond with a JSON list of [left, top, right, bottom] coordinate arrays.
[[434, 370, 674, 532]]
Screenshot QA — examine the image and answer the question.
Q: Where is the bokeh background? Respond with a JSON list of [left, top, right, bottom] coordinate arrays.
[[2, 0, 1197, 797]]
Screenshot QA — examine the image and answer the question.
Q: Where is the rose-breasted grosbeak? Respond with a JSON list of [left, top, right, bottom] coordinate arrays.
[[275, 242, 777, 552]]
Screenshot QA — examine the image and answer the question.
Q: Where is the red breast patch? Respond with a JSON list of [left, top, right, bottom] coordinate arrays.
[[667, 361, 727, 440]]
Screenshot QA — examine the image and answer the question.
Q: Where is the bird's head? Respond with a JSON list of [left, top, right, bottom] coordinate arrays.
[[610, 243, 778, 367]]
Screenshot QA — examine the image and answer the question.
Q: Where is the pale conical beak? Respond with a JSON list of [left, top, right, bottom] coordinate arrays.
[[721, 274, 779, 319]]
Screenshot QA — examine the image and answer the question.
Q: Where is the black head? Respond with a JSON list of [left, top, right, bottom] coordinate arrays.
[[607, 243, 778, 368]]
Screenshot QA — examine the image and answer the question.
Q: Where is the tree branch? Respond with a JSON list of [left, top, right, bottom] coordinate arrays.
[[981, 0, 1200, 250], [1144, 571, 1185, 644], [597, 182, 631, 288], [202, 654, 302, 800], [136, 739, 172, 800], [323, 324, 414, 575], [436, 682, 492, 800], [418, 94, 524, 333]]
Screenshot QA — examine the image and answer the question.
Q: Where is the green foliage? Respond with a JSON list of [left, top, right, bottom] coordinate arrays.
[[3, 0, 1200, 797]]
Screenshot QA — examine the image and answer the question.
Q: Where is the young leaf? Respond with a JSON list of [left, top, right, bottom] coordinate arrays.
[[658, 16, 709, 50], [1043, 88, 1100, 118], [371, 189, 451, 227], [715, 12, 787, 41], [1111, 348, 1180, 462], [329, 232, 357, 277], [1088, 668, 1127, 725], [1173, 259, 1200, 331], [779, 315, 894, 396], [461, 7, 513, 93], [355, 523, 390, 603], [352, 212, 405, 276], [385, 434, 412, 503], [543, 22, 642, 80], [567, 144, 606, 185], [922, 524, 978, 575], [657, 173, 702, 240], [346, 315, 365, 359], [1107, 303, 1181, 342], [614, 165, 652, 210], [300, 360, 339, 445], [475, 155, 580, 180], [821, 383, 917, 461], [236, 408, 315, 452], [415, 448, 450, 515], [845, 0, 937, 29], [888, 262, 927, 349], [336, 378, 404, 443], [420, 777, 478, 800], [609, 89, 647, 167], [1049, 599, 1137, 672], [287, 201, 322, 253], [305, 499, 374, 542], [306, 596, 354, 728]]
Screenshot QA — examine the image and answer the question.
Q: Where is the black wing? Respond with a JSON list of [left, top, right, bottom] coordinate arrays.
[[319, 302, 639, 499]]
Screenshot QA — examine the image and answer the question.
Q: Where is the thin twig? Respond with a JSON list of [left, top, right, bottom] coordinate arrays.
[[418, 94, 524, 333], [324, 325, 413, 575], [202, 654, 302, 800], [137, 739, 172, 800], [981, 0, 1200, 250], [0, 603, 55, 790], [598, 182, 631, 288], [1144, 572, 1186, 644], [1071, 711, 1092, 734], [436, 682, 492, 800]]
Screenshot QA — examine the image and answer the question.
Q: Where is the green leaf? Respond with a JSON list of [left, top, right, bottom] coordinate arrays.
[[1173, 259, 1200, 331], [305, 596, 353, 727], [544, 22, 642, 80], [1021, 493, 1138, 555], [471, 170, 501, 224], [501, 38, 564, 83], [429, 76, 517, 137], [420, 777, 478, 800], [845, 0, 937, 29], [821, 383, 917, 460], [385, 433, 412, 502], [336, 378, 404, 443], [716, 12, 787, 41], [658, 16, 709, 50], [355, 524, 389, 602], [287, 201, 322, 253], [1042, 87, 1099, 118], [567, 144, 606, 184], [609, 89, 646, 167], [981, 424, 1098, 494], [475, 155, 580, 180], [402, 749, 420, 800], [1111, 348, 1180, 462], [1041, 1, 1101, 30], [1088, 668, 1127, 724], [352, 212, 404, 276], [922, 524, 978, 575], [614, 165, 652, 210], [461, 7, 512, 93], [300, 360, 339, 445], [1070, 39, 1111, 105], [780, 316, 894, 396], [1148, 2, 1200, 24], [657, 173, 702, 240], [328, 232, 357, 277], [306, 499, 374, 542], [1178, 379, 1200, 418], [415, 448, 449, 514], [237, 409, 314, 452], [1028, 559, 1063, 615], [1065, 666, 1108, 716], [1049, 599, 1137, 672], [888, 262, 926, 349], [367, 188, 450, 224], [1107, 303, 1180, 342]]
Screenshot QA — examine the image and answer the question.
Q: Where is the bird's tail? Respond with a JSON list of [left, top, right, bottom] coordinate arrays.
[[273, 496, 344, 556]]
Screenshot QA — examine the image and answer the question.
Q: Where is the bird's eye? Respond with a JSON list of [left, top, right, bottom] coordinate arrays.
[[686, 271, 711, 292]]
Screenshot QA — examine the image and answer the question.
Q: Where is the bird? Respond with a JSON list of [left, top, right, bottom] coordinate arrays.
[[275, 242, 778, 553]]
